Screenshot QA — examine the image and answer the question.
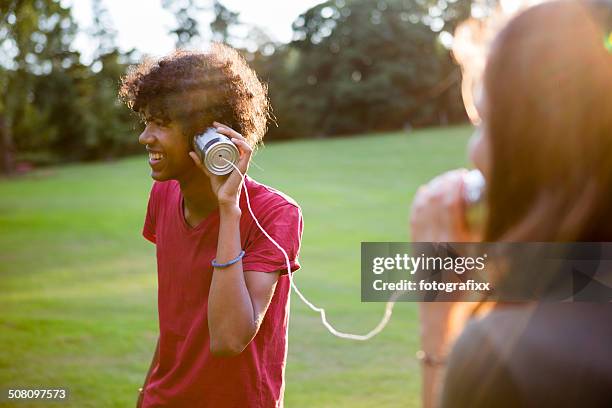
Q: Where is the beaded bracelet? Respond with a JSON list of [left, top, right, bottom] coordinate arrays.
[[211, 250, 245, 268], [415, 350, 447, 366]]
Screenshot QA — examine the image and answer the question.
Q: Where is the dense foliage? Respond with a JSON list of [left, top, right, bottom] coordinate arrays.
[[0, 0, 471, 173]]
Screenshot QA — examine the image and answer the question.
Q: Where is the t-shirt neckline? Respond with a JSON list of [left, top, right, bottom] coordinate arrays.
[[175, 176, 254, 233], [177, 194, 219, 233]]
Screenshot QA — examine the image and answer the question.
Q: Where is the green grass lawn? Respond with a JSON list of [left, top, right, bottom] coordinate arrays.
[[0, 126, 472, 407]]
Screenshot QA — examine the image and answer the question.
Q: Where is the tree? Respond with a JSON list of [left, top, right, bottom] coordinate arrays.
[[86, 0, 138, 159], [162, 0, 205, 48], [0, 0, 141, 172], [90, 0, 118, 58], [257, 0, 468, 140], [210, 0, 240, 43], [1, 0, 81, 172]]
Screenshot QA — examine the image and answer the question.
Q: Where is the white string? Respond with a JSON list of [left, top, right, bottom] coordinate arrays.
[[225, 159, 398, 341]]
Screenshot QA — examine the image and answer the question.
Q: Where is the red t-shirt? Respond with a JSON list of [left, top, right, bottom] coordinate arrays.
[[141, 176, 303, 408]]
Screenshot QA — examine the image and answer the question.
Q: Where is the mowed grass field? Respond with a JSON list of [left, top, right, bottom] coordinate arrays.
[[0, 126, 472, 408]]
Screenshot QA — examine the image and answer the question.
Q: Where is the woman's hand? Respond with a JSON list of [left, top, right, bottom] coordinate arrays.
[[411, 169, 484, 407], [189, 121, 252, 208], [410, 169, 480, 242]]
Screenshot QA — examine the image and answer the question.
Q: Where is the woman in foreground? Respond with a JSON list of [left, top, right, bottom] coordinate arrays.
[[411, 1, 612, 407]]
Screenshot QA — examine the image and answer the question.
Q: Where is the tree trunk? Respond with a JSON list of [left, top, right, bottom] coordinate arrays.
[[0, 115, 15, 175]]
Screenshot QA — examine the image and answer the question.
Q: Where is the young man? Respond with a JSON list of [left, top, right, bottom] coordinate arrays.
[[119, 44, 303, 408]]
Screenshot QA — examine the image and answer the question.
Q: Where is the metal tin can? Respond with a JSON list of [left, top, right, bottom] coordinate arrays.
[[463, 169, 487, 232], [193, 128, 239, 175]]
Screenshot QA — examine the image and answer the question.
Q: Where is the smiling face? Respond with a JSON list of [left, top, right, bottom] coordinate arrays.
[[138, 119, 196, 181]]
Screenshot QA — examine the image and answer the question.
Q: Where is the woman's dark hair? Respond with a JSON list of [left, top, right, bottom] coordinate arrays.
[[119, 44, 270, 147], [483, 0, 612, 241]]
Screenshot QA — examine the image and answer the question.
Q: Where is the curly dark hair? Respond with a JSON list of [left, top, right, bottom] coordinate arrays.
[[119, 44, 270, 147]]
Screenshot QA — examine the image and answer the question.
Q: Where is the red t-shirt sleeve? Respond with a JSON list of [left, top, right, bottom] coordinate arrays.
[[143, 182, 158, 244], [242, 203, 303, 275]]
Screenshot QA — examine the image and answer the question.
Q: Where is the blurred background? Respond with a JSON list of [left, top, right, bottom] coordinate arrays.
[[0, 0, 497, 406], [0, 0, 479, 171]]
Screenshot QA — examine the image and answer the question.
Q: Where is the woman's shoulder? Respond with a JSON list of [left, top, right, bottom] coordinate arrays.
[[441, 304, 612, 408], [464, 304, 612, 363]]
